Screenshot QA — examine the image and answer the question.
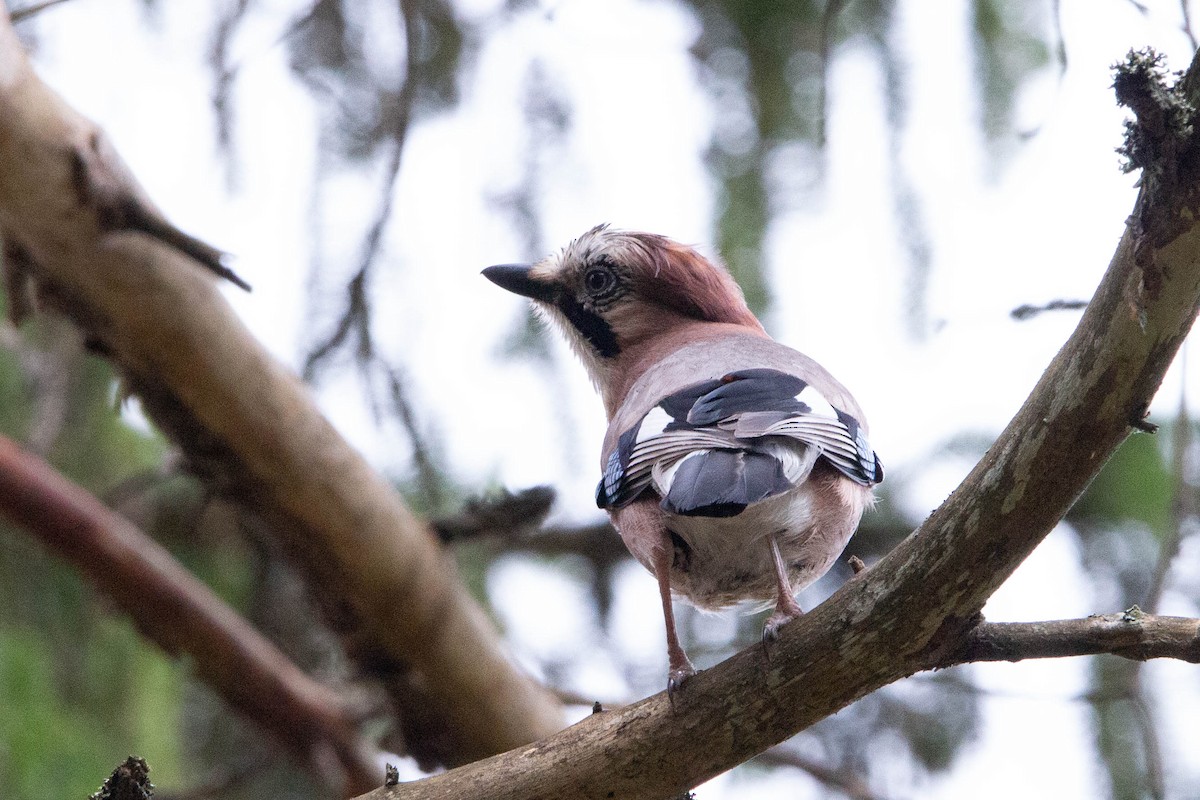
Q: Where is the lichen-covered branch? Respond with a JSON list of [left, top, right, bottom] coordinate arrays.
[[0, 9, 562, 769], [89, 756, 153, 800], [0, 436, 380, 795]]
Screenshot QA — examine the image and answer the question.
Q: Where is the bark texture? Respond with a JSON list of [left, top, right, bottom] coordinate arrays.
[[0, 11, 562, 769]]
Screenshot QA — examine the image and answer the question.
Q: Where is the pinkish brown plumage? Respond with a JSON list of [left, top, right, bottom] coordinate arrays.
[[484, 225, 882, 693], [620, 232, 763, 330]]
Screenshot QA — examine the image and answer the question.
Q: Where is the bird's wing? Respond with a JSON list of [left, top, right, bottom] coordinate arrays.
[[596, 368, 883, 514]]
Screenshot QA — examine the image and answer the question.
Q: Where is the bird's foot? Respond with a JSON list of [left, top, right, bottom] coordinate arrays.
[[763, 535, 805, 652], [666, 661, 696, 705], [761, 601, 805, 652]]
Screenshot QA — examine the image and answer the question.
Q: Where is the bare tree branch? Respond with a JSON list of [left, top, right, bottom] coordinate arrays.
[[0, 9, 562, 770], [0, 435, 381, 795], [932, 611, 1200, 667]]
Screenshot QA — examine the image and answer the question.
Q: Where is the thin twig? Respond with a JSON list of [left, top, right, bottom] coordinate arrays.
[[1011, 298, 1089, 320], [292, 0, 450, 513], [208, 0, 253, 185], [1183, 0, 1199, 53], [1051, 0, 1069, 72], [384, 363, 446, 511], [65, 132, 250, 290], [118, 199, 250, 290], [757, 747, 890, 800], [440, 514, 630, 579], [302, 0, 421, 381], [550, 686, 624, 710], [9, 0, 73, 23]]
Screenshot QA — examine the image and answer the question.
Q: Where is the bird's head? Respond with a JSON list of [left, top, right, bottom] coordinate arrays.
[[484, 225, 764, 391]]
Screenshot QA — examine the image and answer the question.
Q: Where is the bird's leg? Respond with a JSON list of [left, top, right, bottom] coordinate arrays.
[[652, 537, 695, 696], [762, 532, 805, 643]]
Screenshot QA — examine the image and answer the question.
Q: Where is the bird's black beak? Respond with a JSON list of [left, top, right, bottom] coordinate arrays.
[[482, 263, 556, 302]]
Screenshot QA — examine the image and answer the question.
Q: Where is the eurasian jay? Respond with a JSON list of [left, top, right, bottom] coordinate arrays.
[[484, 225, 882, 692]]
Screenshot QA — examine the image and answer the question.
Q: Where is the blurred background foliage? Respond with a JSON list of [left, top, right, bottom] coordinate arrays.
[[0, 0, 1195, 798]]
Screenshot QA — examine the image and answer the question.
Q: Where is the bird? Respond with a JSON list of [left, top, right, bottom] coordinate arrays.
[[483, 224, 882, 693]]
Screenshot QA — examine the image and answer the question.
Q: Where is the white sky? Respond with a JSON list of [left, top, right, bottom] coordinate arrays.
[[22, 0, 1200, 796]]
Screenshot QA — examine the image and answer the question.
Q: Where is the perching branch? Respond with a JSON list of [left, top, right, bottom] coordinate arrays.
[[0, 8, 561, 770], [0, 435, 381, 796], [353, 47, 1200, 800]]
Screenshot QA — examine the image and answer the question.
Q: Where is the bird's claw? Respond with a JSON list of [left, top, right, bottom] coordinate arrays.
[[667, 663, 696, 705], [760, 606, 803, 655]]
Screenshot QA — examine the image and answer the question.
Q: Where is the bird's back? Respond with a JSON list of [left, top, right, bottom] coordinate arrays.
[[603, 332, 869, 466]]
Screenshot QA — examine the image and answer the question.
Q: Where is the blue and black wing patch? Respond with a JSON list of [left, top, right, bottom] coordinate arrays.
[[596, 368, 882, 516]]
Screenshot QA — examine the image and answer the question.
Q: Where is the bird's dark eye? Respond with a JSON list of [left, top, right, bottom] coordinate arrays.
[[584, 267, 615, 296]]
